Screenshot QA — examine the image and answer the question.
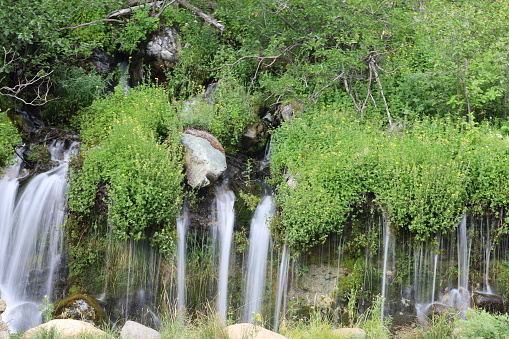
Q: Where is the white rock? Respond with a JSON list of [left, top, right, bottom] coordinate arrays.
[[120, 320, 162, 339], [0, 331, 9, 339], [22, 319, 106, 339], [181, 132, 227, 188], [226, 323, 287, 339]]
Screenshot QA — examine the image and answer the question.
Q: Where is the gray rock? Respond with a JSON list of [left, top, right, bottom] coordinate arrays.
[[120, 320, 162, 339], [181, 131, 227, 188], [242, 122, 268, 151], [146, 26, 181, 68], [0, 300, 5, 313]]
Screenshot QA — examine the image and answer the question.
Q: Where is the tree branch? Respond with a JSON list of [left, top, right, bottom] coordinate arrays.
[[175, 0, 225, 32], [56, 19, 123, 31]]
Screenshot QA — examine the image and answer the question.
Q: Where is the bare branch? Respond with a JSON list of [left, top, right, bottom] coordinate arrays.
[[108, 1, 173, 18], [175, 0, 225, 31], [56, 19, 124, 31], [0, 70, 57, 106]]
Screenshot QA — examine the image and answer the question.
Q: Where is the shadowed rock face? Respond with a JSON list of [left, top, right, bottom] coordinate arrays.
[[181, 130, 227, 188], [472, 291, 504, 314]]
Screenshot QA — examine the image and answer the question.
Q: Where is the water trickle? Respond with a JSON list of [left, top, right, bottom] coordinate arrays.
[[273, 244, 290, 332], [176, 203, 190, 314], [451, 215, 470, 315], [0, 140, 78, 332], [242, 195, 275, 322], [215, 186, 235, 323], [380, 216, 392, 320]]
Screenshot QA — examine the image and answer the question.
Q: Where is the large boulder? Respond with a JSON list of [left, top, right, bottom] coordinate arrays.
[[120, 320, 162, 339], [472, 291, 504, 314], [53, 294, 105, 325], [226, 323, 287, 339], [22, 319, 106, 339], [181, 129, 227, 188], [146, 26, 181, 70]]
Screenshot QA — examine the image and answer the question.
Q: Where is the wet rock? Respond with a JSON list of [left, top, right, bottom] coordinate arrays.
[[332, 328, 367, 338], [181, 129, 227, 188], [0, 299, 5, 313], [288, 264, 340, 310], [22, 319, 105, 339], [91, 49, 113, 73], [472, 291, 504, 314], [226, 323, 287, 339], [53, 294, 105, 325], [121, 320, 162, 339], [241, 122, 268, 153]]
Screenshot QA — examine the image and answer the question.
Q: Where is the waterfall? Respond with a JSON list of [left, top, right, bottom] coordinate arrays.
[[450, 214, 470, 315], [0, 140, 78, 333], [176, 203, 189, 314], [242, 195, 275, 322], [380, 216, 392, 320], [215, 186, 235, 323], [273, 244, 290, 332]]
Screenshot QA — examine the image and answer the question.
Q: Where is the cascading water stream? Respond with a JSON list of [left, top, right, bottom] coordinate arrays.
[[215, 186, 235, 323], [0, 140, 78, 332], [176, 203, 189, 314], [242, 194, 275, 322], [449, 215, 470, 316], [380, 216, 392, 320], [273, 244, 290, 332]]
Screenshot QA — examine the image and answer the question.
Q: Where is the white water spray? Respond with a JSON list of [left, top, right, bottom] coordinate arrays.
[[176, 203, 189, 314], [0, 140, 78, 332], [242, 195, 275, 322], [273, 244, 290, 332], [216, 186, 235, 323]]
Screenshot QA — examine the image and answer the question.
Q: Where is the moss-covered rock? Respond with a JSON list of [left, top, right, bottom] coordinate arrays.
[[53, 294, 105, 326]]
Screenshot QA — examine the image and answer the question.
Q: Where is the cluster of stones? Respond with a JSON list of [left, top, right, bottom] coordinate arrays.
[[0, 291, 9, 339]]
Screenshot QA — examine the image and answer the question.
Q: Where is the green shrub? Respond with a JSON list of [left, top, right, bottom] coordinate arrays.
[[271, 106, 509, 250], [44, 66, 108, 126], [69, 85, 183, 256], [455, 308, 509, 339], [0, 109, 20, 168]]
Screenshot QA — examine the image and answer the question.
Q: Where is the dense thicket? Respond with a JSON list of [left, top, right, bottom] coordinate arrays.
[[1, 0, 509, 254]]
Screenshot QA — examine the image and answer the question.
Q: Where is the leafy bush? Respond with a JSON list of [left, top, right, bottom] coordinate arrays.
[[455, 308, 509, 339], [271, 106, 509, 250], [44, 66, 108, 126], [179, 77, 260, 153], [69, 85, 183, 255], [0, 109, 20, 168]]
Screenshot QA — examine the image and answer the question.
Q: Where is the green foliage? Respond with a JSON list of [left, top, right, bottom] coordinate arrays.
[[455, 308, 509, 339], [69, 85, 183, 253], [40, 295, 55, 323], [44, 66, 108, 126], [272, 106, 509, 250], [114, 4, 159, 54], [355, 295, 391, 339], [179, 77, 260, 153], [0, 109, 20, 167]]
